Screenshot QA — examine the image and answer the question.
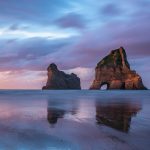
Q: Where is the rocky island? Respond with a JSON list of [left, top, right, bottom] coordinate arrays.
[[42, 63, 81, 90], [90, 47, 147, 90]]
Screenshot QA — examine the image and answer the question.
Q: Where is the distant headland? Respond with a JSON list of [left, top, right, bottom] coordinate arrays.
[[43, 47, 147, 90]]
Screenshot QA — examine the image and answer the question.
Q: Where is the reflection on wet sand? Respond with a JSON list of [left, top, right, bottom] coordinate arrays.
[[47, 108, 66, 124], [47, 100, 78, 125], [47, 98, 142, 132], [96, 102, 142, 132]]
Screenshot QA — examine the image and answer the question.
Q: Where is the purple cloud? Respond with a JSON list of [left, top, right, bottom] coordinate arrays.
[[100, 3, 122, 17], [0, 37, 75, 71], [55, 13, 86, 29]]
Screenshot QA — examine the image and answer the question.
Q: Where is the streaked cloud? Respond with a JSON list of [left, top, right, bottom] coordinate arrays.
[[0, 27, 77, 39], [0, 70, 46, 89]]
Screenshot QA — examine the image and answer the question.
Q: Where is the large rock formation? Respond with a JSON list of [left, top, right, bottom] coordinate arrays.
[[42, 63, 81, 90], [90, 47, 147, 90]]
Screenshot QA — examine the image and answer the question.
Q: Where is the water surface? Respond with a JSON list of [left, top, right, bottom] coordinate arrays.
[[0, 90, 150, 150]]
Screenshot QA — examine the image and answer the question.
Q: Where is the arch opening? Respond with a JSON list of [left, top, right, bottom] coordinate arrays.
[[100, 82, 109, 90]]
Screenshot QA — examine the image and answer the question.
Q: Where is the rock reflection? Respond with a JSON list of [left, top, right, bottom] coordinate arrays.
[[47, 108, 66, 124], [47, 100, 78, 125], [96, 101, 142, 132]]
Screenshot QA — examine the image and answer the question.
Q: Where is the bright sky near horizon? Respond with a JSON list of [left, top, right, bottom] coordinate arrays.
[[0, 0, 150, 89]]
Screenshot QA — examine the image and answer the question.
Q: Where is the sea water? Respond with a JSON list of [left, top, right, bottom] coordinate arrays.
[[0, 90, 149, 150]]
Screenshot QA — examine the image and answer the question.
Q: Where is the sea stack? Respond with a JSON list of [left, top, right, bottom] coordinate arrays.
[[90, 47, 147, 90], [42, 63, 81, 90]]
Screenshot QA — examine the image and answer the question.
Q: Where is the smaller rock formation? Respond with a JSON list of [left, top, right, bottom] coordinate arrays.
[[42, 63, 81, 90], [90, 47, 147, 90]]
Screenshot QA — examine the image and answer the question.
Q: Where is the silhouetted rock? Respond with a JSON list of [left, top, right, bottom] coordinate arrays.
[[42, 63, 81, 90], [90, 47, 147, 90]]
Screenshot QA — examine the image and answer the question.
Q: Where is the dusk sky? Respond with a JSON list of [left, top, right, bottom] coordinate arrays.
[[0, 0, 150, 89]]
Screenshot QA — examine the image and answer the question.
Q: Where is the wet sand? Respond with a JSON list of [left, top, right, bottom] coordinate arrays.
[[0, 90, 149, 150]]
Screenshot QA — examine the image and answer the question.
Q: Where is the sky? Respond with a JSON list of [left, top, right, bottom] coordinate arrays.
[[0, 0, 150, 89]]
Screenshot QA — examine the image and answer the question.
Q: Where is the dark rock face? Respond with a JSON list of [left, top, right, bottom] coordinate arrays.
[[42, 63, 81, 90], [90, 47, 147, 90]]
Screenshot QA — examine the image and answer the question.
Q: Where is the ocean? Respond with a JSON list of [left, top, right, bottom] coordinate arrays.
[[0, 90, 149, 150]]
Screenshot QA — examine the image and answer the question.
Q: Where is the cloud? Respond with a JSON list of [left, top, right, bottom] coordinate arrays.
[[0, 70, 46, 89], [100, 3, 122, 17], [55, 13, 86, 29], [8, 24, 29, 31], [8, 24, 20, 31], [0, 37, 76, 71], [0, 27, 75, 39], [0, 0, 74, 25]]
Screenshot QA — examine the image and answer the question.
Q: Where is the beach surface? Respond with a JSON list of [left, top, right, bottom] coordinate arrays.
[[0, 90, 149, 150]]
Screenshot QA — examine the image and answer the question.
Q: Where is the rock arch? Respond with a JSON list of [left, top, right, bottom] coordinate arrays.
[[90, 47, 147, 90]]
